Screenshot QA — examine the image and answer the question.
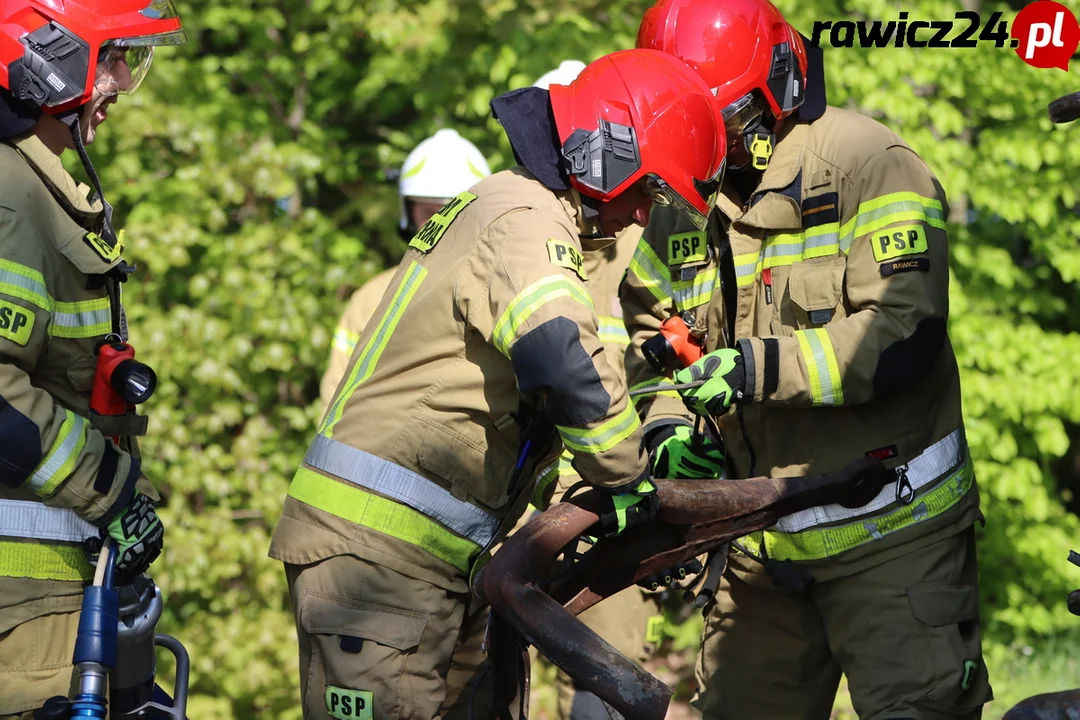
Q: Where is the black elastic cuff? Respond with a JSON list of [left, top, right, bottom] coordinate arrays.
[[94, 455, 141, 528], [762, 338, 780, 398], [736, 339, 755, 403], [643, 419, 692, 452]]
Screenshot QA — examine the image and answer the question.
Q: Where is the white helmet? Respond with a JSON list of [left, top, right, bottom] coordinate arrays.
[[532, 60, 587, 89], [398, 129, 491, 231]]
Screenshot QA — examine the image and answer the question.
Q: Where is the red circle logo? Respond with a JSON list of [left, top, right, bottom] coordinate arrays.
[[1011, 0, 1080, 69]]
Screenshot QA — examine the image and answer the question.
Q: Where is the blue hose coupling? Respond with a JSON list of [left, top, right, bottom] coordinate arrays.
[[69, 693, 108, 719], [73, 586, 119, 669]]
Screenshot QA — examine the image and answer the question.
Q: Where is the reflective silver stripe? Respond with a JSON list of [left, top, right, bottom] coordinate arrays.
[[52, 305, 110, 330], [772, 427, 966, 532], [27, 412, 87, 495], [0, 500, 97, 543], [304, 435, 500, 548]]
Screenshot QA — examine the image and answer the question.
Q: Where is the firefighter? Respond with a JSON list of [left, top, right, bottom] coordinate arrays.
[[319, 129, 492, 409], [0, 2, 186, 716], [517, 57, 674, 720], [269, 48, 727, 720], [624, 1, 993, 717]]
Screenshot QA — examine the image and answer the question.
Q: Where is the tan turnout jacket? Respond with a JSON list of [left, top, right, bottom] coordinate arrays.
[[622, 107, 979, 576], [272, 168, 649, 592]]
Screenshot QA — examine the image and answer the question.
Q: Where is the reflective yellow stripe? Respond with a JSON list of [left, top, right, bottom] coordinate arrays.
[[557, 403, 640, 454], [0, 540, 93, 581], [288, 466, 478, 572], [671, 266, 718, 310], [742, 457, 973, 561], [532, 451, 577, 508], [322, 262, 427, 436], [795, 329, 844, 406], [0, 259, 51, 311], [49, 297, 111, 338], [839, 192, 945, 254], [27, 411, 88, 497], [628, 238, 673, 306], [491, 275, 593, 356], [597, 316, 629, 346], [734, 252, 760, 288], [332, 327, 359, 355]]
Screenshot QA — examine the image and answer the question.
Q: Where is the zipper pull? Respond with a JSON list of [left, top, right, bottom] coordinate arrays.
[[894, 464, 914, 505], [763, 268, 773, 305]]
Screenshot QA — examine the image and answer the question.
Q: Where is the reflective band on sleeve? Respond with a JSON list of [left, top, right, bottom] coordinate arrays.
[[288, 466, 481, 573], [0, 540, 93, 581], [49, 298, 111, 339], [0, 259, 51, 311], [773, 427, 965, 533], [557, 403, 640, 455], [597, 316, 629, 347], [628, 238, 673, 307], [304, 435, 501, 549], [795, 328, 844, 406], [492, 275, 593, 356], [27, 410, 88, 497], [0, 500, 97, 542], [332, 327, 360, 355], [744, 453, 973, 562], [322, 262, 428, 436], [839, 192, 945, 254]]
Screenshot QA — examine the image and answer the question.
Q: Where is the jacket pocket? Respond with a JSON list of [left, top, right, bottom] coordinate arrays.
[[299, 591, 428, 720], [906, 581, 991, 712], [415, 417, 516, 511], [781, 256, 846, 331]]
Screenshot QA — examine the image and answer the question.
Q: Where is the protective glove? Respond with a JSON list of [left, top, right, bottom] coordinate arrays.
[[673, 348, 746, 417], [591, 478, 659, 538], [106, 491, 164, 576], [648, 424, 725, 479], [637, 557, 704, 592]]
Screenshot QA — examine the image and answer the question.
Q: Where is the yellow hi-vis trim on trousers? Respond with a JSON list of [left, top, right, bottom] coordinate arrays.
[[288, 467, 482, 573], [740, 455, 974, 562], [0, 540, 93, 581]]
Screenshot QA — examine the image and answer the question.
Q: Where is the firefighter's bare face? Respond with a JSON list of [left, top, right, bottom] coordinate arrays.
[[599, 178, 653, 236], [80, 49, 134, 145]]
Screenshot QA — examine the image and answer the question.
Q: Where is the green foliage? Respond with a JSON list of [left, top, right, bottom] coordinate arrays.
[[81, 0, 1079, 714]]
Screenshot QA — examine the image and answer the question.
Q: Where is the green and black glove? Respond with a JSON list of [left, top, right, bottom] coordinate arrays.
[[674, 348, 746, 416], [591, 478, 660, 538], [648, 424, 726, 479], [106, 491, 164, 576]]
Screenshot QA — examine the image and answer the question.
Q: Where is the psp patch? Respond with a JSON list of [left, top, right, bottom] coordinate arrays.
[[871, 223, 927, 262], [880, 256, 930, 277], [408, 191, 477, 254], [547, 238, 587, 281], [325, 686, 373, 720], [666, 231, 707, 267], [0, 298, 34, 346]]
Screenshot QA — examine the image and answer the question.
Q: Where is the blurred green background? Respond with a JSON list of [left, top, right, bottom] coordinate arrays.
[[80, 0, 1079, 716]]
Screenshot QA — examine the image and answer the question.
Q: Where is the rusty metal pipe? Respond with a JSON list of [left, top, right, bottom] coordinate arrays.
[[476, 457, 890, 719]]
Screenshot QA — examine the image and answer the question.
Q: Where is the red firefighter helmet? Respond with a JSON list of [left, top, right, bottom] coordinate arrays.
[[549, 49, 726, 231], [637, 0, 808, 121], [0, 0, 186, 114]]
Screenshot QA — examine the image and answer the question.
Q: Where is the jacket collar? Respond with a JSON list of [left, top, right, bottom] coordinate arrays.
[[11, 133, 103, 226], [715, 120, 810, 232], [556, 187, 616, 251]]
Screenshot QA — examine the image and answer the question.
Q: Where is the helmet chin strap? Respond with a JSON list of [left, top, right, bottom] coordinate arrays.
[[58, 107, 120, 247], [732, 116, 776, 174]]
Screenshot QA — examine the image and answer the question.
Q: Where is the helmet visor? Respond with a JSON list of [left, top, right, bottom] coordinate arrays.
[[95, 45, 155, 96], [645, 174, 709, 231], [721, 93, 764, 142]]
